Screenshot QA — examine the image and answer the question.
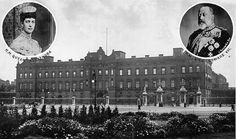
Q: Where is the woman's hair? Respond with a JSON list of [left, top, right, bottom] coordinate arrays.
[[20, 12, 36, 23], [20, 6, 37, 23]]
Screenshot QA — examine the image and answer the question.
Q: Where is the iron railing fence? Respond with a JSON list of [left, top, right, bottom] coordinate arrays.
[[0, 97, 235, 106]]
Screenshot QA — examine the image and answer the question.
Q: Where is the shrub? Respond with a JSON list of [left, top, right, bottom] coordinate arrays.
[[15, 106, 20, 119], [122, 112, 135, 116], [58, 105, 64, 117], [73, 106, 80, 120], [159, 113, 171, 121], [154, 112, 184, 121], [0, 106, 21, 138], [93, 106, 101, 124], [8, 106, 20, 119], [133, 116, 154, 138], [22, 105, 27, 117], [104, 115, 166, 139], [105, 106, 112, 119], [64, 107, 73, 119], [209, 113, 234, 132], [135, 111, 147, 117], [30, 106, 38, 118], [88, 105, 94, 124], [220, 124, 235, 132], [226, 112, 235, 125], [40, 105, 47, 117], [0, 116, 20, 139], [83, 126, 105, 139], [104, 115, 135, 139], [165, 116, 182, 136], [112, 106, 119, 117], [1, 107, 235, 138], [0, 106, 8, 118], [170, 111, 184, 118], [79, 105, 87, 124], [166, 114, 213, 137], [49, 105, 57, 117], [148, 112, 160, 120], [184, 114, 198, 120], [100, 106, 106, 122], [21, 105, 28, 123], [15, 117, 83, 138]]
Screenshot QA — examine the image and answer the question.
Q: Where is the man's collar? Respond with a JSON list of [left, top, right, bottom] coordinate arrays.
[[204, 23, 215, 32]]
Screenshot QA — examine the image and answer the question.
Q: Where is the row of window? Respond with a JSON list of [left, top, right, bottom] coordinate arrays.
[[119, 66, 200, 76], [181, 66, 200, 73], [117, 78, 200, 89], [18, 78, 201, 91], [19, 66, 201, 79], [19, 69, 115, 79]]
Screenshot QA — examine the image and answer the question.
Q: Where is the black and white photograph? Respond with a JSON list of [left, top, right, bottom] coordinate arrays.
[[180, 3, 233, 58], [0, 0, 235, 139], [2, 2, 56, 56]]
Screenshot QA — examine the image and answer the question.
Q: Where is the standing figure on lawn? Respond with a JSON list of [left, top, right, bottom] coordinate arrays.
[[137, 97, 141, 110]]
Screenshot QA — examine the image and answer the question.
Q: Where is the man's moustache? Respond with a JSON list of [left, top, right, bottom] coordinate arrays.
[[198, 21, 205, 25]]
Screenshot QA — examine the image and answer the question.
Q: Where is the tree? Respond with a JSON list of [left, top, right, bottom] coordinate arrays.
[[64, 107, 73, 119], [22, 105, 27, 119], [58, 105, 64, 117], [100, 106, 106, 122], [94, 105, 101, 124], [88, 105, 94, 124], [0, 84, 6, 92], [79, 105, 87, 124], [8, 106, 14, 117], [105, 106, 112, 119], [13, 106, 20, 119], [49, 105, 57, 117], [73, 105, 79, 120], [31, 105, 38, 118], [112, 106, 119, 117], [40, 105, 47, 117]]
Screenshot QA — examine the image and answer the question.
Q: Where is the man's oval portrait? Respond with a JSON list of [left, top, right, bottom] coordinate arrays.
[[2, 2, 56, 56], [180, 3, 233, 58]]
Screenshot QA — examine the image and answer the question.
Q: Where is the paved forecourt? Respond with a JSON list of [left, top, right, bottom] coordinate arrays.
[[111, 105, 232, 118], [16, 104, 233, 118]]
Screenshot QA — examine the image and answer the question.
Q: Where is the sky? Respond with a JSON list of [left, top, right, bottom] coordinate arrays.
[[0, 0, 235, 87]]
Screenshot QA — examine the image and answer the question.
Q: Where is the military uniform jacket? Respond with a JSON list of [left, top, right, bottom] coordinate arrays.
[[187, 26, 231, 57], [10, 31, 42, 56]]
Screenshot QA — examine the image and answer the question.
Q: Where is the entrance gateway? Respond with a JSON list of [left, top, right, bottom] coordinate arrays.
[[141, 89, 202, 106]]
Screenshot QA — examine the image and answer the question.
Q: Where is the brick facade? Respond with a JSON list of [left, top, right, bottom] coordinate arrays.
[[16, 47, 225, 105]]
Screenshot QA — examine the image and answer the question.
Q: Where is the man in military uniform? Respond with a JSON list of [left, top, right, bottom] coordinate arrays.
[[10, 5, 42, 56], [187, 6, 231, 57]]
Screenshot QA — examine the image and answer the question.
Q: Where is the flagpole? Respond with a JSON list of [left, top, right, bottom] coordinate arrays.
[[106, 28, 108, 55]]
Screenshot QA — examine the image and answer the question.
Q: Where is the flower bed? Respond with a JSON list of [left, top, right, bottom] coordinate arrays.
[[0, 105, 235, 139], [15, 117, 84, 138]]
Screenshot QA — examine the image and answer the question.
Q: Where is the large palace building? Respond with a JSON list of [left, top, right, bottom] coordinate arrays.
[[16, 47, 228, 105]]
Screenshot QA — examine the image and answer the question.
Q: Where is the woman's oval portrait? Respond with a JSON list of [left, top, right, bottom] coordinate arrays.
[[2, 2, 56, 56]]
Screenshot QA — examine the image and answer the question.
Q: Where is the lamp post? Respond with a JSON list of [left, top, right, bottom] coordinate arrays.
[[92, 70, 97, 107]]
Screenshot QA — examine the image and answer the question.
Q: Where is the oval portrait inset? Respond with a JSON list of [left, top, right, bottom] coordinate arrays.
[[180, 3, 233, 58], [2, 2, 56, 56]]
